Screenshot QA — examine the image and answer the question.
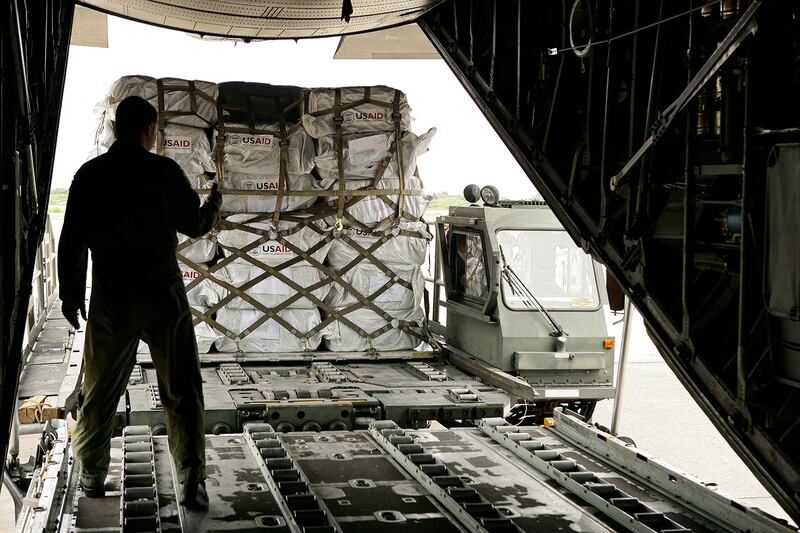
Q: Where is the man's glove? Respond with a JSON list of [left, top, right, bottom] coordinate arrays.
[[62, 300, 87, 331], [208, 183, 222, 209]]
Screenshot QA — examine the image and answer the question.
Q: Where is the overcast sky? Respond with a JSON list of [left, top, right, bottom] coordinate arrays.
[[54, 14, 537, 199]]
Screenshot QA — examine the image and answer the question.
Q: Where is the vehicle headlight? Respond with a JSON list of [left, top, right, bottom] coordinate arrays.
[[480, 185, 500, 206]]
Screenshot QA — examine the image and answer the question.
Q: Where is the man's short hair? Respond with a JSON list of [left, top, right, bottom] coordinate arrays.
[[115, 96, 157, 140]]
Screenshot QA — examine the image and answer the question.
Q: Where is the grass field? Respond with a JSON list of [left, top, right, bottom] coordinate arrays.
[[427, 193, 470, 211], [49, 188, 68, 214]]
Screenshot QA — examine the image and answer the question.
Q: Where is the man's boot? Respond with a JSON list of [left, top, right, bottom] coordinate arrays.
[[79, 475, 106, 498], [180, 478, 209, 510]]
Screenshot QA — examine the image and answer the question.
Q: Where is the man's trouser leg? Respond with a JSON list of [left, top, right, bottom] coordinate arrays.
[[72, 293, 139, 486], [141, 281, 206, 483]]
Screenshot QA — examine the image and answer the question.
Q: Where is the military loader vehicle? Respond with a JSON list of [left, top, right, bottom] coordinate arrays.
[[435, 196, 615, 422]]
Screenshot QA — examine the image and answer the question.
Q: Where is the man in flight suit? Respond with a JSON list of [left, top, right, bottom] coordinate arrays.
[[58, 95, 221, 510]]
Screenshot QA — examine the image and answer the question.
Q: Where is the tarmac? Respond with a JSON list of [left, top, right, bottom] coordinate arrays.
[[594, 306, 794, 525]]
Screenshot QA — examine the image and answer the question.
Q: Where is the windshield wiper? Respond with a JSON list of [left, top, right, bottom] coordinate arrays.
[[499, 245, 567, 337]]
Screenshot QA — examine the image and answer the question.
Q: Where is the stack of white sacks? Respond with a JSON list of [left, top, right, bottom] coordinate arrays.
[[97, 78, 435, 353], [302, 87, 434, 351], [212, 82, 332, 353]]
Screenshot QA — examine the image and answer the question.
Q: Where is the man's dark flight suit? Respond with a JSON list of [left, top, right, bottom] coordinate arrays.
[[58, 139, 220, 487]]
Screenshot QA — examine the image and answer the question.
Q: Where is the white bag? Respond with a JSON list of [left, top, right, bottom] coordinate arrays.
[[326, 177, 431, 228], [218, 123, 315, 175], [177, 234, 218, 263], [327, 221, 432, 268], [104, 75, 218, 128], [161, 124, 215, 180], [326, 264, 424, 311], [93, 116, 117, 157], [212, 264, 330, 310], [95, 122, 215, 185], [137, 306, 221, 354], [217, 214, 331, 267], [302, 86, 412, 138], [215, 308, 323, 352], [323, 306, 425, 352], [315, 128, 435, 181], [179, 263, 219, 308], [220, 173, 329, 213]]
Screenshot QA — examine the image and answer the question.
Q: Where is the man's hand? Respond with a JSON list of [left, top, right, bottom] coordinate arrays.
[[62, 300, 87, 330], [208, 183, 222, 208]]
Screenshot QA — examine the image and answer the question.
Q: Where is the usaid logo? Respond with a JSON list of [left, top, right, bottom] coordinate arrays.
[[164, 137, 192, 151], [249, 243, 293, 257], [243, 180, 279, 191], [342, 110, 385, 125], [243, 135, 272, 146], [228, 133, 273, 148]]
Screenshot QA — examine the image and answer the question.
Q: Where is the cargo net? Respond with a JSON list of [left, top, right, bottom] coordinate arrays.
[[96, 77, 437, 355]]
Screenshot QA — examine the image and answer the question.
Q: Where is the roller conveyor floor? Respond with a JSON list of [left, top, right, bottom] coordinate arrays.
[[18, 411, 794, 533]]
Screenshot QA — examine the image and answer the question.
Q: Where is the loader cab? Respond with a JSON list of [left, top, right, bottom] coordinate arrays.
[[436, 192, 614, 417]]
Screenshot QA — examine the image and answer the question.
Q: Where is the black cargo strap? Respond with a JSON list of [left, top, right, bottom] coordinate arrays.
[[273, 120, 289, 224], [156, 79, 166, 154], [333, 88, 347, 226], [392, 91, 406, 222], [214, 96, 227, 185]]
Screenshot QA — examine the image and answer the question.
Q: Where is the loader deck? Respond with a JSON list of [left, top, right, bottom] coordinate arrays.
[[18, 411, 793, 533]]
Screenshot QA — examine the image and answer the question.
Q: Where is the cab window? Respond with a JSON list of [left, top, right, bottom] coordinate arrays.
[[449, 230, 488, 303], [496, 229, 599, 310]]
